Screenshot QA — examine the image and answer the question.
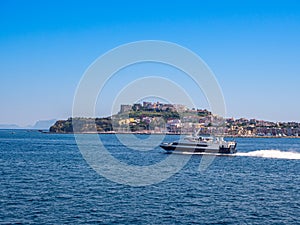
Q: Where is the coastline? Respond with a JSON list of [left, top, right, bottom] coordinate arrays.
[[44, 130, 300, 138]]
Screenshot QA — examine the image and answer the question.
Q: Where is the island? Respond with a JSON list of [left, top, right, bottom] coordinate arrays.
[[50, 101, 300, 137]]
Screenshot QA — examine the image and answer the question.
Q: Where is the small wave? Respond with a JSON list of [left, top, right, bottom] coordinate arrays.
[[236, 150, 300, 160]]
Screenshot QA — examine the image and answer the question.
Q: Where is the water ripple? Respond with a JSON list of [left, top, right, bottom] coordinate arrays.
[[0, 131, 299, 224]]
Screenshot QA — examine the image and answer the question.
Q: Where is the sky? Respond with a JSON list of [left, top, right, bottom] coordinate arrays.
[[0, 0, 300, 126]]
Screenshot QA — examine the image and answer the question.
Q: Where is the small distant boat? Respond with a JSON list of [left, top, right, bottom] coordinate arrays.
[[160, 132, 237, 154]]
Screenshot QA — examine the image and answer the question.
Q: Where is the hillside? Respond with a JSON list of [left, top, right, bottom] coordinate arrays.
[[49, 102, 300, 137]]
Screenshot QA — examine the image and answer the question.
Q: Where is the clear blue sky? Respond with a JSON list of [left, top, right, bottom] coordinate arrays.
[[1, 0, 300, 126]]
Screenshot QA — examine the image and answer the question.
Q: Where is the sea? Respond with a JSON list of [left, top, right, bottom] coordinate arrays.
[[0, 129, 299, 224]]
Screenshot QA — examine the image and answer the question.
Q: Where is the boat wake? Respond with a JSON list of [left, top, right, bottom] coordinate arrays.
[[172, 150, 300, 160], [236, 150, 300, 160]]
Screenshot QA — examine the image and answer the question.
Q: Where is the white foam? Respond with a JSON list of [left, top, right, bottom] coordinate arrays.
[[236, 150, 300, 160]]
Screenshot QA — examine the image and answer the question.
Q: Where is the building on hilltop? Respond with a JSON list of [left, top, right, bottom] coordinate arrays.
[[174, 104, 188, 112], [120, 104, 132, 113], [132, 103, 142, 111]]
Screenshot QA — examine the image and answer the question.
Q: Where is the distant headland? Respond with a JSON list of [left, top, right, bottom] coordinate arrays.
[[49, 102, 300, 137]]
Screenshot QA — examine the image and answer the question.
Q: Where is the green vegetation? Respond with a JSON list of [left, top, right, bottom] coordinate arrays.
[[49, 109, 182, 133], [50, 117, 113, 133], [128, 111, 180, 120]]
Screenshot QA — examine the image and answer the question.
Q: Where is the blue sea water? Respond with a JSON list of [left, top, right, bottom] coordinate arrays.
[[0, 130, 299, 224]]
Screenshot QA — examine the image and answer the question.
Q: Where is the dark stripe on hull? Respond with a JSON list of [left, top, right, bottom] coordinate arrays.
[[172, 143, 208, 147], [160, 144, 237, 154]]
